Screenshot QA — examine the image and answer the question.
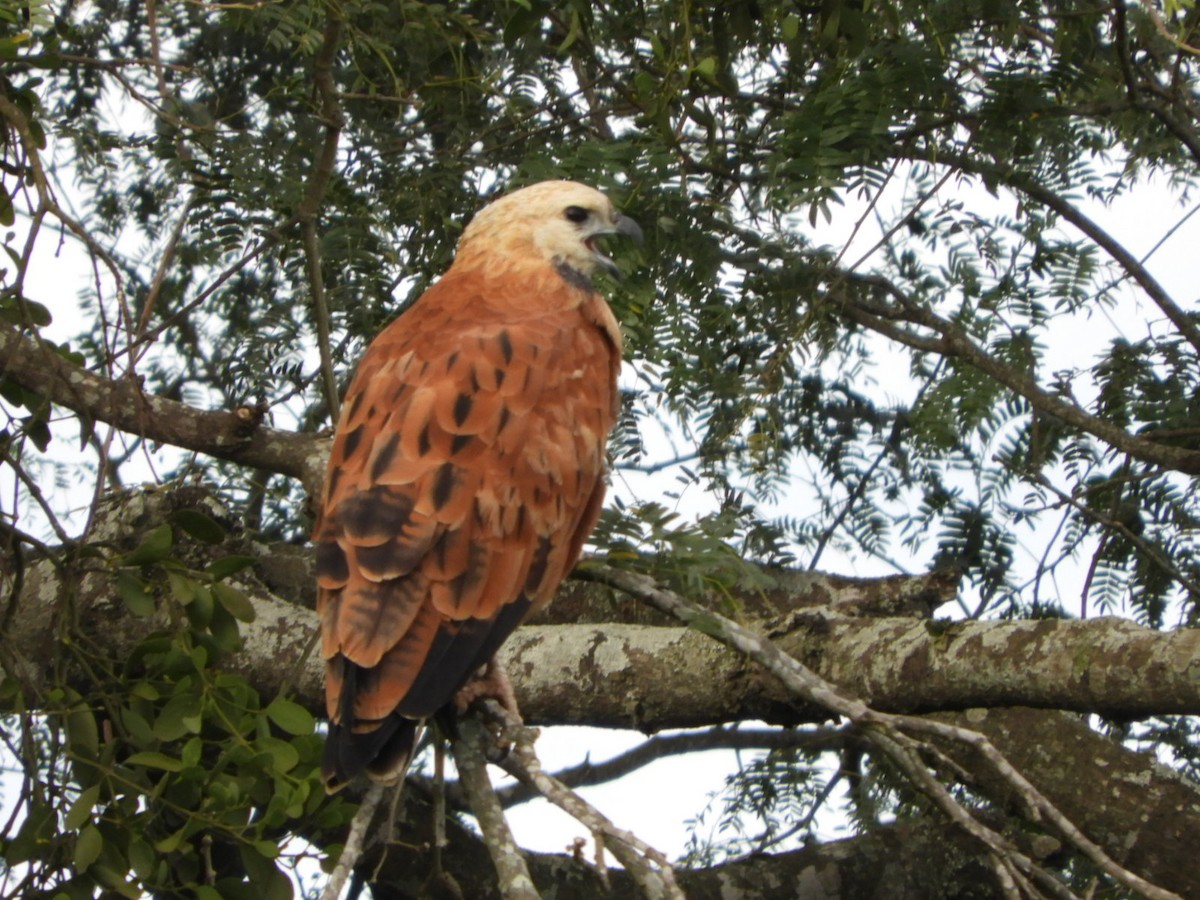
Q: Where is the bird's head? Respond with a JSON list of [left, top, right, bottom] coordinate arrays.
[[457, 180, 643, 281]]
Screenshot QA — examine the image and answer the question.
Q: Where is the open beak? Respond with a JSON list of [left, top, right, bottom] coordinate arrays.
[[591, 212, 644, 278]]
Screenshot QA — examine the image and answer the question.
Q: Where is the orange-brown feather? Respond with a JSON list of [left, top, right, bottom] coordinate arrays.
[[314, 254, 620, 788]]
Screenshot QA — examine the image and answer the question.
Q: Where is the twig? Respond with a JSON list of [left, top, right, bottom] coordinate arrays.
[[298, 16, 346, 423], [487, 725, 846, 810], [449, 715, 539, 900], [483, 702, 685, 900], [321, 782, 385, 900]]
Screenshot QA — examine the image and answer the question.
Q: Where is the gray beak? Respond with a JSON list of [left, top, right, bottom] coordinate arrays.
[[613, 213, 644, 245], [592, 212, 643, 279]]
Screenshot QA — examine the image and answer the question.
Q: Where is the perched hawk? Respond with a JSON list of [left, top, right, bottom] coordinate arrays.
[[313, 180, 642, 789]]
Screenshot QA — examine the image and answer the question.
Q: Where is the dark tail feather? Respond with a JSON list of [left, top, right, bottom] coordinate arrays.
[[323, 657, 421, 791], [322, 714, 421, 793]]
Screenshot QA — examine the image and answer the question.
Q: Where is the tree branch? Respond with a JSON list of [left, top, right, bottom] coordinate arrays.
[[6, 487, 1200, 895], [9, 499, 1200, 730], [831, 272, 1200, 475], [299, 16, 346, 424], [907, 146, 1200, 358], [483, 726, 847, 810], [450, 715, 540, 900], [577, 565, 1182, 899], [0, 325, 328, 494]]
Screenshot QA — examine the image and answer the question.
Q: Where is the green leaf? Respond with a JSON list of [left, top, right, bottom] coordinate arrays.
[[74, 824, 103, 871], [125, 750, 184, 772], [782, 13, 800, 41], [172, 508, 227, 543], [181, 736, 203, 768], [24, 414, 51, 451], [187, 582, 214, 626], [693, 57, 718, 82], [64, 784, 100, 830], [153, 825, 187, 854], [128, 837, 157, 880], [123, 524, 174, 566], [65, 700, 99, 760], [207, 554, 258, 580], [264, 698, 315, 736], [167, 570, 197, 604], [213, 581, 256, 622], [6, 800, 53, 864], [207, 601, 242, 653], [117, 570, 156, 617], [153, 693, 202, 742], [255, 735, 300, 773]]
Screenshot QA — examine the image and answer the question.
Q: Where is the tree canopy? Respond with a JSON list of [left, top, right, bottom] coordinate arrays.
[[2, 0, 1200, 897]]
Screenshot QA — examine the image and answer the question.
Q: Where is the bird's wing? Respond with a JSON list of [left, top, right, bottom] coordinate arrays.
[[313, 275, 618, 738]]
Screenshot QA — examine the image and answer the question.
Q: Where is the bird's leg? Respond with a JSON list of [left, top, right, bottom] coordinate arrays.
[[453, 656, 520, 720], [453, 657, 521, 764]]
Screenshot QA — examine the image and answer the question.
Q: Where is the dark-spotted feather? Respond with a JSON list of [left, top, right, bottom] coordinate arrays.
[[313, 183, 629, 791]]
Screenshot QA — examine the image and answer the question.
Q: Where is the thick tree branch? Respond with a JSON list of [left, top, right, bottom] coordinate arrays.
[[355, 774, 1032, 899], [9, 515, 1200, 731], [6, 489, 1200, 894], [937, 707, 1200, 900], [0, 325, 329, 493], [577, 565, 1181, 899]]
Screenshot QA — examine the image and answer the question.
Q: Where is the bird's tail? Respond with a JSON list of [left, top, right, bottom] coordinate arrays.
[[322, 714, 422, 794]]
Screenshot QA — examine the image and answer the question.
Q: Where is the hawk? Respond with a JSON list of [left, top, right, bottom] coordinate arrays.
[[313, 180, 642, 789]]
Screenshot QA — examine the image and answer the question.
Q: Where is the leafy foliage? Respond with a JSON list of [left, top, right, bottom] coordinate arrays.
[[0, 498, 353, 898], [2, 0, 1200, 894]]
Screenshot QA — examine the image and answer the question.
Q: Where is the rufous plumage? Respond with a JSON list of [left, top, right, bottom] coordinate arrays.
[[313, 180, 641, 789]]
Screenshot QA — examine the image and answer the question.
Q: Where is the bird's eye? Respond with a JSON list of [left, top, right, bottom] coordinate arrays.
[[564, 205, 590, 224]]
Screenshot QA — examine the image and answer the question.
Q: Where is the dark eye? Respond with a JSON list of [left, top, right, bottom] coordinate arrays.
[[564, 205, 590, 224]]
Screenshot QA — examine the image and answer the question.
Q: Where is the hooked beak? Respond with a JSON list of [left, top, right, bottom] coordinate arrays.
[[592, 212, 643, 279], [613, 213, 644, 245]]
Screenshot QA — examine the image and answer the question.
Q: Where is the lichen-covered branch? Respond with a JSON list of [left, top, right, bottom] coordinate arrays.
[[0, 325, 329, 494], [485, 701, 684, 900], [9, 512, 1200, 731], [450, 715, 540, 900]]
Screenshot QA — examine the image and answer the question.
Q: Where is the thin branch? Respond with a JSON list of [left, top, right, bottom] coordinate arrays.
[[908, 147, 1200, 358], [449, 714, 540, 900], [832, 271, 1200, 475], [484, 702, 685, 900], [298, 16, 347, 424], [321, 782, 385, 900], [135, 192, 197, 349], [489, 725, 846, 809], [578, 565, 1182, 900], [1030, 469, 1200, 602]]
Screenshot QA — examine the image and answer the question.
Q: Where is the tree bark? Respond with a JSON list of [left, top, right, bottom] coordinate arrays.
[[0, 324, 329, 493], [7, 489, 1200, 729], [6, 487, 1199, 895], [935, 707, 1200, 899]]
